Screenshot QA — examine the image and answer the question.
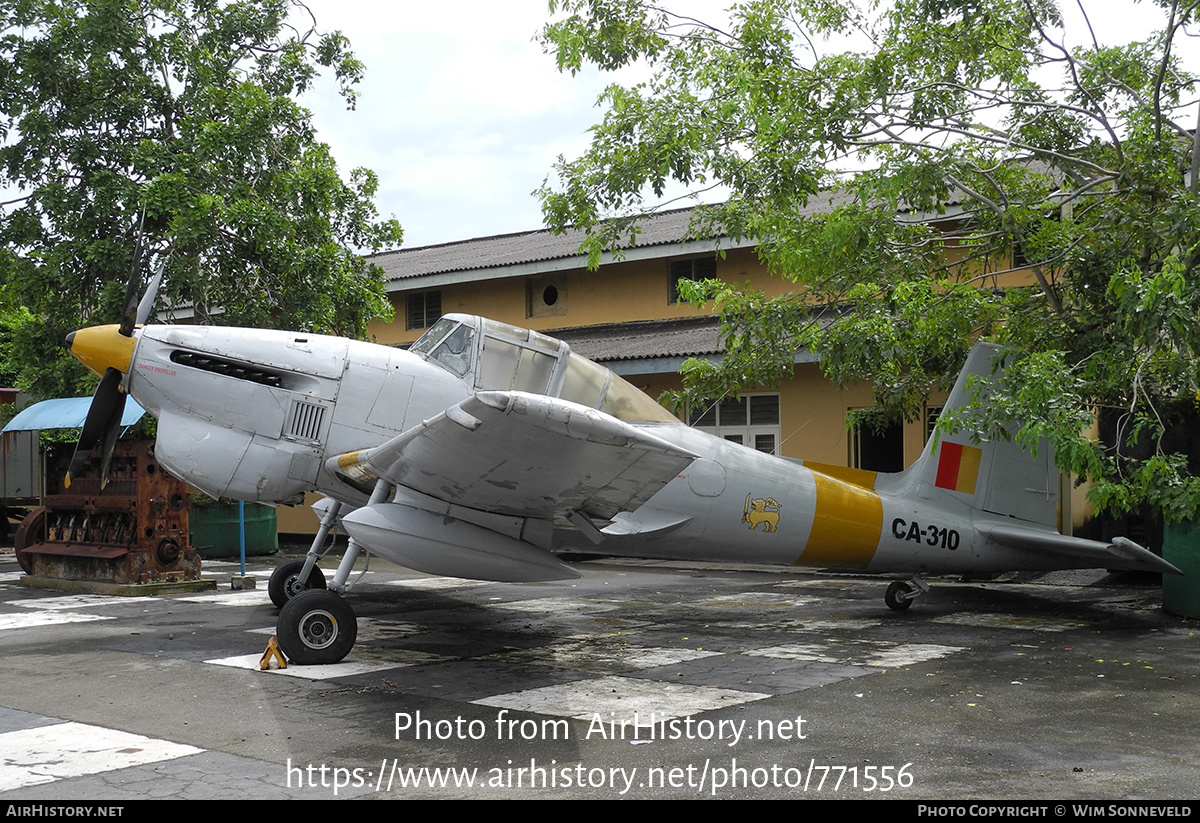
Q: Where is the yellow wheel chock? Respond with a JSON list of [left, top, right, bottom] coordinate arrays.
[[260, 636, 288, 670]]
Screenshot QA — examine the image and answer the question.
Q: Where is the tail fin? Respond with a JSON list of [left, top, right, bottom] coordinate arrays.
[[903, 342, 1059, 527]]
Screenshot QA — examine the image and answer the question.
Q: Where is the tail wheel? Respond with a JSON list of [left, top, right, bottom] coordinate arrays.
[[268, 558, 327, 608], [276, 589, 357, 665], [885, 581, 915, 611]]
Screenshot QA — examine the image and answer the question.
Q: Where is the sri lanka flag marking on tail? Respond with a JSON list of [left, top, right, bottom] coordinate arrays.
[[935, 442, 982, 494]]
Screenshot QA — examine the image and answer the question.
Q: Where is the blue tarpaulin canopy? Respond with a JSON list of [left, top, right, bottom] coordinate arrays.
[[2, 397, 147, 432]]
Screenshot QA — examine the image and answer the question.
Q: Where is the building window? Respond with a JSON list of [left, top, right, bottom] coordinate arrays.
[[406, 291, 442, 330], [690, 393, 779, 453], [849, 410, 904, 473], [925, 406, 943, 440], [1011, 241, 1028, 270], [669, 256, 717, 303]]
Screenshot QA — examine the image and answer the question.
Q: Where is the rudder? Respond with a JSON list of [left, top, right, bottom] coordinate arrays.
[[908, 343, 1059, 527]]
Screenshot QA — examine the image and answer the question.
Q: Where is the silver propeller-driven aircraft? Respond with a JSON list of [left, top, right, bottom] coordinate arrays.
[[65, 296, 1180, 663]]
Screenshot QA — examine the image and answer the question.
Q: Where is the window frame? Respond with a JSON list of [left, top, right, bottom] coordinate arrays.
[[668, 256, 718, 304], [689, 393, 780, 454], [406, 290, 443, 331]]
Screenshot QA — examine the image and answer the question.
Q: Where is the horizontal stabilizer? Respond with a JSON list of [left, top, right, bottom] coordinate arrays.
[[978, 522, 1182, 576]]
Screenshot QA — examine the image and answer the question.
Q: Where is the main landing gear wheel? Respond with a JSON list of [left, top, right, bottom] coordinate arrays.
[[276, 589, 357, 665], [885, 581, 916, 611], [268, 558, 327, 608]]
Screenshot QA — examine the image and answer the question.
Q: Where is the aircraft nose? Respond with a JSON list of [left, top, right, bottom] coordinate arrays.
[[66, 324, 137, 377]]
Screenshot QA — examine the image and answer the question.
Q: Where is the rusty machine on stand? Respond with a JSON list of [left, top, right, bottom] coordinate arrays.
[[15, 439, 200, 586]]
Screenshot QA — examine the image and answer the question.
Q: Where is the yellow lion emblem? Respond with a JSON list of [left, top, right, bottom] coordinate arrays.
[[742, 494, 781, 533]]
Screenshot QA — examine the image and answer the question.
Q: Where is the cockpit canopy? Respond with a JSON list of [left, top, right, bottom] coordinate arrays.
[[411, 315, 679, 424]]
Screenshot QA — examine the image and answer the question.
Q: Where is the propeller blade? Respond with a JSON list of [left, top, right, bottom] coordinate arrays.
[[134, 264, 164, 327], [118, 215, 148, 337], [97, 389, 128, 490], [65, 214, 153, 487], [65, 368, 123, 488]]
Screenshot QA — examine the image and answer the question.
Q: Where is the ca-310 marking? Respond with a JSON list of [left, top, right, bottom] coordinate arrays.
[[892, 518, 960, 550]]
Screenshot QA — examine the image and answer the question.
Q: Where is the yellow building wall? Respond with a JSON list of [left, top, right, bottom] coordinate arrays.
[[368, 247, 784, 346], [277, 495, 320, 534]]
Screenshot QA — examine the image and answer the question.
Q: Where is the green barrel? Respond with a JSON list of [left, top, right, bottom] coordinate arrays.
[[1162, 520, 1200, 618], [190, 502, 278, 558]]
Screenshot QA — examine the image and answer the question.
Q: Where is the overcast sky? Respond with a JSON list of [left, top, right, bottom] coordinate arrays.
[[297, 0, 628, 249], [296, 1, 1191, 251]]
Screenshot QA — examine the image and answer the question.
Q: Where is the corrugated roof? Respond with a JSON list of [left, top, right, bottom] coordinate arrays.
[[372, 207, 704, 282], [549, 308, 845, 366], [3, 397, 147, 432], [549, 316, 723, 362], [370, 194, 861, 283]]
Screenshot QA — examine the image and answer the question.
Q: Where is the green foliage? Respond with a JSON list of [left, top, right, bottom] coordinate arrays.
[[0, 0, 402, 399], [540, 0, 1200, 520]]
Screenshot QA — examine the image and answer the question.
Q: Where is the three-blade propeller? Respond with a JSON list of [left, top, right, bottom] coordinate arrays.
[[64, 235, 163, 489]]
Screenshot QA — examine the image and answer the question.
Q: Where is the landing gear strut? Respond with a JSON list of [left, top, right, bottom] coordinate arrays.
[[884, 576, 928, 611], [268, 498, 344, 608]]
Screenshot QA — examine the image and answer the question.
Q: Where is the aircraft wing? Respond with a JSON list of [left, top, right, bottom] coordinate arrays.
[[977, 522, 1182, 576], [330, 390, 697, 520]]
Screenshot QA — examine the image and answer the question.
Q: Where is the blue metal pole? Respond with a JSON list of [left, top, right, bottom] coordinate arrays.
[[238, 500, 246, 577]]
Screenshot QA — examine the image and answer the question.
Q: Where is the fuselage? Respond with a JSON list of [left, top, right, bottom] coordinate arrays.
[[99, 315, 1077, 580], [579, 424, 1056, 575]]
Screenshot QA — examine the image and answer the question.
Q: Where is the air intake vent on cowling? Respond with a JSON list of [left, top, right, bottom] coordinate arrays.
[[170, 350, 283, 387], [287, 399, 326, 442]]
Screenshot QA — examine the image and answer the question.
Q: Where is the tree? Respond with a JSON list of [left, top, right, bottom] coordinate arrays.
[[538, 0, 1200, 521], [0, 0, 403, 399]]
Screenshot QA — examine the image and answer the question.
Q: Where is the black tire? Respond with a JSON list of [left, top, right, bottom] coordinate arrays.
[[268, 558, 326, 608], [276, 589, 357, 665], [885, 580, 914, 611]]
